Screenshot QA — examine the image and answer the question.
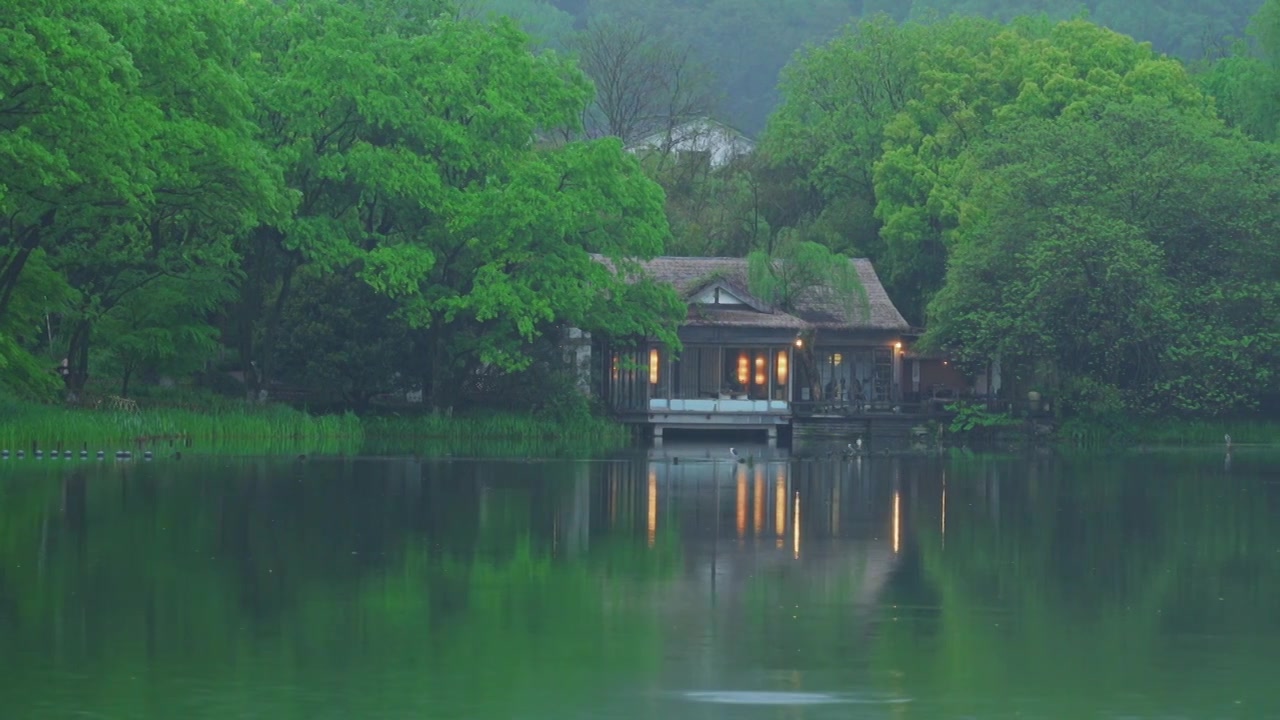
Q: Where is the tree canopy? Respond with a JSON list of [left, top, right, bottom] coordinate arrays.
[[1, 0, 682, 410]]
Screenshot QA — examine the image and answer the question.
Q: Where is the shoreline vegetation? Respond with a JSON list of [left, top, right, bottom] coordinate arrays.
[[0, 401, 632, 458], [1, 398, 1275, 458]]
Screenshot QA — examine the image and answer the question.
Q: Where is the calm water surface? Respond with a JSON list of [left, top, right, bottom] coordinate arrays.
[[2, 448, 1279, 719]]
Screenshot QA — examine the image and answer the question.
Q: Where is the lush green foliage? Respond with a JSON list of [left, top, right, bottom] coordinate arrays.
[[517, 0, 1268, 133], [6, 0, 1280, 426], [927, 100, 1280, 415], [761, 10, 1280, 419], [2, 0, 682, 415]]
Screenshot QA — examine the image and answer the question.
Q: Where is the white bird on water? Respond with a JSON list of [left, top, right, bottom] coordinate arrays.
[[1225, 433, 1233, 449], [730, 447, 746, 463]]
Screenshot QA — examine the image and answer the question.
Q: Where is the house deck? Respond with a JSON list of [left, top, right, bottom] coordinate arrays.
[[592, 255, 991, 448]]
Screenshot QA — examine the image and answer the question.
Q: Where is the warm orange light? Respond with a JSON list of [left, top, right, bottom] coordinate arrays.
[[611, 355, 619, 381], [793, 491, 801, 559], [776, 350, 788, 385], [833, 352, 843, 365], [893, 341, 902, 350], [753, 466, 765, 535], [892, 490, 901, 554], [649, 348, 659, 385], [736, 467, 748, 539], [794, 338, 803, 348], [647, 468, 657, 547], [775, 474, 786, 538], [941, 478, 947, 549], [754, 353, 766, 386], [737, 353, 749, 385]]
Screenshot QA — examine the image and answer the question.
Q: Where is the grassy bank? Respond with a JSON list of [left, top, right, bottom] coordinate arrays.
[[0, 401, 364, 455], [0, 400, 630, 457], [1059, 416, 1280, 448]]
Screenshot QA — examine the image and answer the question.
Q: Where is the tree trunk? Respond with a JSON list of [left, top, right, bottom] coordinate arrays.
[[120, 366, 134, 398], [425, 329, 458, 413], [232, 226, 293, 402], [64, 320, 92, 404], [0, 209, 57, 320]]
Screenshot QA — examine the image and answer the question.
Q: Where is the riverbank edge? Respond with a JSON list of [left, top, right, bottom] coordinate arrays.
[[0, 401, 631, 455]]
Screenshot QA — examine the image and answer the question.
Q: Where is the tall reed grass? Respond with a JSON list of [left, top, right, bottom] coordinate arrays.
[[0, 401, 629, 457], [0, 400, 363, 454], [1060, 415, 1280, 448]]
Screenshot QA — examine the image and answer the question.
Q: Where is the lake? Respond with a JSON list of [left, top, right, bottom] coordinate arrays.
[[2, 447, 1279, 719]]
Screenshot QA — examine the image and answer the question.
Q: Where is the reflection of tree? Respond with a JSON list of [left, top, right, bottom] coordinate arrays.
[[871, 454, 1280, 714], [0, 459, 677, 718]]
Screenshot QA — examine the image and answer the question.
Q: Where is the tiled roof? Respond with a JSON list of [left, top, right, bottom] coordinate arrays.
[[604, 255, 909, 332]]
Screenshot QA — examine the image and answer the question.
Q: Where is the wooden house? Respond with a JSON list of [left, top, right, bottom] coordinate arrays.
[[594, 256, 912, 445]]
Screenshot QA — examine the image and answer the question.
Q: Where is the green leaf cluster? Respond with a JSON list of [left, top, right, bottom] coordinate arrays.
[[2, 0, 682, 410]]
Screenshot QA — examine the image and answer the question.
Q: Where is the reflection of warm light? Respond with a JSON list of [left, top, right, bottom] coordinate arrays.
[[775, 474, 786, 537], [776, 350, 788, 385], [647, 469, 657, 547], [649, 348, 659, 385], [892, 491, 901, 554], [736, 467, 747, 539], [753, 466, 765, 535], [737, 353, 749, 385], [793, 492, 801, 559]]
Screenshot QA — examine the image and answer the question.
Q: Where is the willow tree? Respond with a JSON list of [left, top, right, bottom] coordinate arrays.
[[748, 240, 870, 402]]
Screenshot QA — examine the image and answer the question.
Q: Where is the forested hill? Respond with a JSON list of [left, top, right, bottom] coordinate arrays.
[[481, 0, 1265, 133]]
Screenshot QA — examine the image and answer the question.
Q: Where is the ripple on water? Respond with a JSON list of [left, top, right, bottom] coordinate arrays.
[[681, 691, 910, 706]]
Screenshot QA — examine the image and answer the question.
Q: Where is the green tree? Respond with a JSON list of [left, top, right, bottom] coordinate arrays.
[[272, 269, 412, 412], [765, 16, 1214, 324], [228, 1, 681, 410], [924, 100, 1280, 415], [94, 272, 232, 398], [2, 0, 284, 400], [1198, 0, 1280, 141]]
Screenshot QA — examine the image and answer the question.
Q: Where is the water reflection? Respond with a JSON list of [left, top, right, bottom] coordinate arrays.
[[2, 451, 1280, 718]]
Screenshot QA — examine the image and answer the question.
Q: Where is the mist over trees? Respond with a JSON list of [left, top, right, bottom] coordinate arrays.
[[483, 0, 1267, 134]]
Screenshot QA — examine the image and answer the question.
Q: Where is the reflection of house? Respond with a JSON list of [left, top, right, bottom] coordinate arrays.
[[595, 256, 911, 445], [626, 118, 755, 168]]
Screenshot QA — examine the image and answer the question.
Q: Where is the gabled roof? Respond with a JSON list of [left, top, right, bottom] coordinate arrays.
[[684, 276, 774, 313], [597, 255, 910, 332]]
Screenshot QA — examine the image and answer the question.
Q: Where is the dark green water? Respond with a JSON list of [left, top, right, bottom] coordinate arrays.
[[2, 449, 1279, 719]]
